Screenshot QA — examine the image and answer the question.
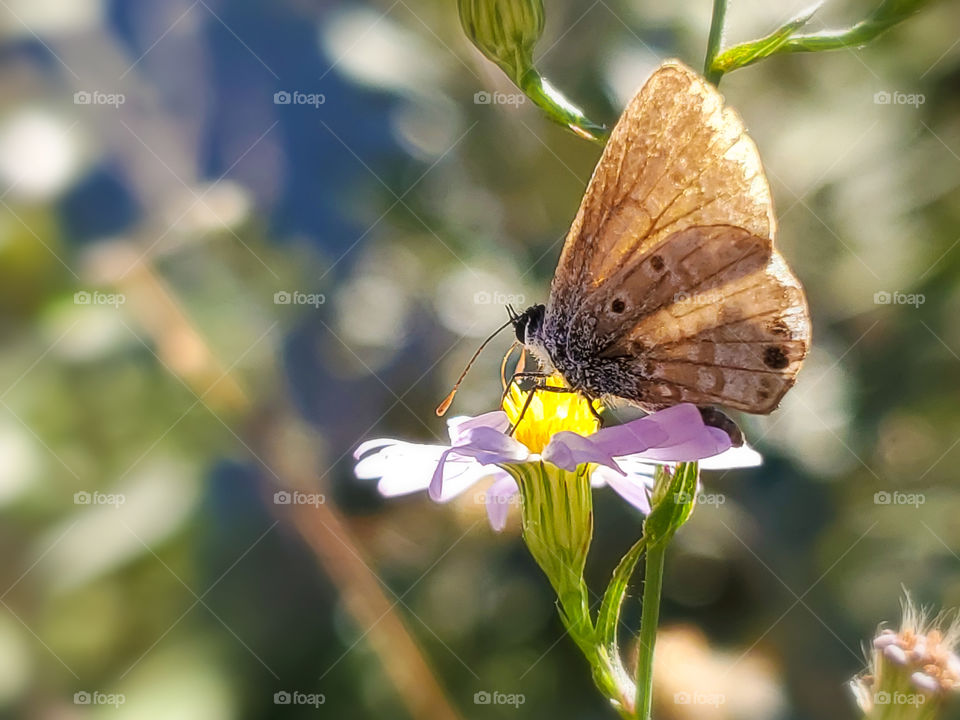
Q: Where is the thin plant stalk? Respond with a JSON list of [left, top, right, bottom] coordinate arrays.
[[634, 539, 667, 719]]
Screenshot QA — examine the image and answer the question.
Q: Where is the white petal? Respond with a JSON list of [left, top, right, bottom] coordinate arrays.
[[354, 437, 404, 459], [354, 441, 444, 480], [447, 411, 510, 444], [699, 444, 763, 470]]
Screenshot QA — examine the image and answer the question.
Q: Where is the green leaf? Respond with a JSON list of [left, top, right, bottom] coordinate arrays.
[[711, 3, 822, 76], [596, 535, 646, 650], [709, 0, 942, 80]]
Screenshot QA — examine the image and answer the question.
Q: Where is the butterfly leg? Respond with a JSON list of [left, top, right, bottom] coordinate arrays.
[[507, 387, 537, 437], [504, 373, 563, 436], [500, 371, 550, 407], [505, 377, 603, 436]]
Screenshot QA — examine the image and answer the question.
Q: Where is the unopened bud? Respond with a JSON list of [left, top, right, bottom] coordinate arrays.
[[459, 0, 544, 83]]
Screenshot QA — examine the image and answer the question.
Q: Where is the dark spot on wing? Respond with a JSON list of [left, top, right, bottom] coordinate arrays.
[[763, 345, 789, 369], [769, 319, 790, 337], [650, 255, 665, 272]]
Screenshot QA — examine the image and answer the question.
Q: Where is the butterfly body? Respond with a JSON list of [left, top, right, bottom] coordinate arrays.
[[514, 60, 811, 416]]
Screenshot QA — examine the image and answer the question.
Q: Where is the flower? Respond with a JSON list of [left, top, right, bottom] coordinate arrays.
[[851, 594, 960, 718], [353, 376, 760, 530]]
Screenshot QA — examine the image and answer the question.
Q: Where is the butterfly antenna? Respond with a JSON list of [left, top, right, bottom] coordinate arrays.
[[436, 319, 514, 417]]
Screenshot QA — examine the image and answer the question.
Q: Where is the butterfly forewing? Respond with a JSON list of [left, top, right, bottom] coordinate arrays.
[[540, 60, 810, 414]]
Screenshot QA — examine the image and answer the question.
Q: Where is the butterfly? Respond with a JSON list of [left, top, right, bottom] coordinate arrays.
[[511, 60, 810, 427]]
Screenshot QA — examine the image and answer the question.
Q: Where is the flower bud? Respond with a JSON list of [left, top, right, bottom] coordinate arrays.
[[851, 597, 960, 719], [458, 0, 544, 84], [644, 462, 700, 546]]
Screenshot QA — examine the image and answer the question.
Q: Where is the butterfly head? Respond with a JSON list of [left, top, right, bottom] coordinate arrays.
[[511, 304, 546, 345]]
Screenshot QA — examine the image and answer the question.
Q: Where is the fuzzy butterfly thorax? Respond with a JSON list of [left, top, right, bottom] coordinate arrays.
[[518, 59, 811, 415]]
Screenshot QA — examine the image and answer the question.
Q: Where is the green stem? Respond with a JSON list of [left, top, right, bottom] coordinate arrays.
[[634, 538, 667, 719], [519, 69, 609, 144], [704, 0, 728, 85]]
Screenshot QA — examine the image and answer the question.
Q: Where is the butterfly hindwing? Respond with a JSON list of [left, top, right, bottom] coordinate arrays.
[[538, 60, 810, 414]]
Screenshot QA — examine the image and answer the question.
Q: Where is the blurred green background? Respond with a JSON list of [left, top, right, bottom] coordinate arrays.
[[0, 0, 959, 718]]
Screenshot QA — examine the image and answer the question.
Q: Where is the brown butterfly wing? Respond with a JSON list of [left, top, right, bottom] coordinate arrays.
[[611, 246, 810, 413], [541, 60, 810, 413]]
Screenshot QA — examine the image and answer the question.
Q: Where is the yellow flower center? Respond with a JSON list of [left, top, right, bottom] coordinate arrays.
[[501, 374, 602, 454]]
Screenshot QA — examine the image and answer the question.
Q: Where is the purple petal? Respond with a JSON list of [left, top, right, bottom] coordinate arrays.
[[542, 404, 726, 472], [592, 466, 652, 514], [428, 427, 528, 501], [884, 644, 908, 666], [484, 475, 519, 531], [910, 671, 940, 693], [541, 430, 624, 473], [632, 427, 731, 462]]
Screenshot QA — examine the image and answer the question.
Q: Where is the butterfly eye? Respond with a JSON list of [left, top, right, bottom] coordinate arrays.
[[611, 298, 626, 313]]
